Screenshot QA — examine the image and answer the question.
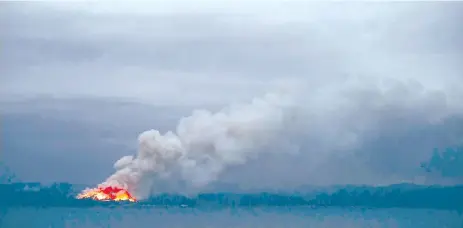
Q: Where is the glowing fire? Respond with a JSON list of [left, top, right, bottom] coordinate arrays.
[[76, 186, 137, 202]]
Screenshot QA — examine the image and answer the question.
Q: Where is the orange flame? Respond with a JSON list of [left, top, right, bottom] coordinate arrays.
[[76, 186, 137, 202]]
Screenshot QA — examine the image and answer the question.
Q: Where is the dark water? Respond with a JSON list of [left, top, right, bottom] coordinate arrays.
[[1, 183, 462, 228]]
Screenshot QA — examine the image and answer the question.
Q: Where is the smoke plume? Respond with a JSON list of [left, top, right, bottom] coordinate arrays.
[[100, 93, 298, 199], [95, 76, 463, 200]]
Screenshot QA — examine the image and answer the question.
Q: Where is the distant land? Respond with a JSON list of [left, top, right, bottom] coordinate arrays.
[[1, 182, 462, 211]]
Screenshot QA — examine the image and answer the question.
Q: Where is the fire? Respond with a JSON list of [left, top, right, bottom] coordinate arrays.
[[76, 186, 137, 202]]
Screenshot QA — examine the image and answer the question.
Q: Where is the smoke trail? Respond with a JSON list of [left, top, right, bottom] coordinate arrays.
[[100, 93, 297, 199], [95, 77, 463, 199]]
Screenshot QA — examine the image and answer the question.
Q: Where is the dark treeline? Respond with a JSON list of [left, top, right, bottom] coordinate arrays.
[[1, 183, 462, 210]]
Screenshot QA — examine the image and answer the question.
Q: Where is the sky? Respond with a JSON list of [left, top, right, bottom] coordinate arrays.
[[1, 1, 463, 190]]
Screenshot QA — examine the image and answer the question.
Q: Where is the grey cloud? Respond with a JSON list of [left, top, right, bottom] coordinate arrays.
[[2, 9, 328, 76], [2, 2, 463, 104], [2, 2, 463, 189]]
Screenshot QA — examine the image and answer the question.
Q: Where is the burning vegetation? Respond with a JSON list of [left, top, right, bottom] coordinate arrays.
[[76, 186, 136, 202]]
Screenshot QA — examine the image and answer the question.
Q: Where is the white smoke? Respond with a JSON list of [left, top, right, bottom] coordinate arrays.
[[100, 93, 298, 199], [96, 76, 463, 200]]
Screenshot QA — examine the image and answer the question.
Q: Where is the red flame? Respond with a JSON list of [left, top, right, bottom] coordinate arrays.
[[76, 186, 136, 202]]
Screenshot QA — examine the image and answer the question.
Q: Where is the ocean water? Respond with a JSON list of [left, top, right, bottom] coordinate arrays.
[[1, 183, 462, 228], [2, 207, 463, 228]]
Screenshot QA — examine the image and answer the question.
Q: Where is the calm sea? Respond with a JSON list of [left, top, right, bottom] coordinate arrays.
[[2, 207, 462, 228]]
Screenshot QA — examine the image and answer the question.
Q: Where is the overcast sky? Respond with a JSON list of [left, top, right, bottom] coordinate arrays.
[[2, 1, 462, 105], [1, 1, 463, 189]]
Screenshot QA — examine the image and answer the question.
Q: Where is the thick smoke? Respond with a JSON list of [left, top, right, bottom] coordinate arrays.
[[97, 77, 463, 199], [100, 93, 298, 199]]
